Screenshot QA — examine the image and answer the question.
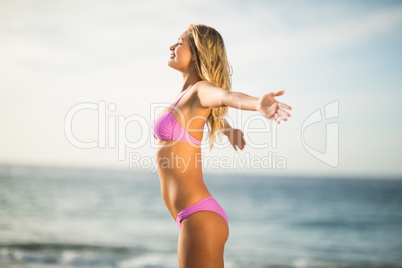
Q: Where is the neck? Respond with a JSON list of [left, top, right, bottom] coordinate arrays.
[[181, 68, 202, 92]]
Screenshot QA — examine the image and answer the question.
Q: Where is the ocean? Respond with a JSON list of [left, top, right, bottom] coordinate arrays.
[[0, 165, 401, 268]]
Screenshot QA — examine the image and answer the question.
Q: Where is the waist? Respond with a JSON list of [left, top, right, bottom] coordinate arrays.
[[155, 141, 202, 173], [155, 145, 209, 219]]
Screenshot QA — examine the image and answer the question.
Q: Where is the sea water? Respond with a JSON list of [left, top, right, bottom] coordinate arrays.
[[0, 165, 401, 268]]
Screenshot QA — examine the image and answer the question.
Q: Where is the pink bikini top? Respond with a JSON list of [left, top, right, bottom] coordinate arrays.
[[151, 89, 202, 145]]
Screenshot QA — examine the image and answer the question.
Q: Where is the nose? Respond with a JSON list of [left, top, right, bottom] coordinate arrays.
[[169, 43, 176, 51]]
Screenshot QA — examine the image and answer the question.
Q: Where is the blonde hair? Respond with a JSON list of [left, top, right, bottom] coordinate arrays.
[[187, 24, 232, 150]]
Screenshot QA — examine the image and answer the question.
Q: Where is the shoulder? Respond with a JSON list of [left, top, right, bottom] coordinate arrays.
[[193, 80, 216, 92], [193, 80, 226, 95], [193, 80, 229, 109]]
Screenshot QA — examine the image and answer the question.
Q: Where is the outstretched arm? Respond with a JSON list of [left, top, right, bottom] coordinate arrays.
[[195, 81, 292, 124]]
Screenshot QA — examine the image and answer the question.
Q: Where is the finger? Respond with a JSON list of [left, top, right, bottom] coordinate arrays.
[[275, 114, 287, 121], [273, 90, 285, 97], [278, 102, 292, 110], [277, 109, 291, 118]]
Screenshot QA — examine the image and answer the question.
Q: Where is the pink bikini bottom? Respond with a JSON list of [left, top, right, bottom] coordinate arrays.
[[176, 196, 229, 230]]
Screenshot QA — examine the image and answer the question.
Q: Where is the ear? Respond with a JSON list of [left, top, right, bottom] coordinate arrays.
[[192, 55, 196, 61]]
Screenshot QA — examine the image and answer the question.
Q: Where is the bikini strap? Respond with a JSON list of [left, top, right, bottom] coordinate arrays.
[[170, 89, 190, 112]]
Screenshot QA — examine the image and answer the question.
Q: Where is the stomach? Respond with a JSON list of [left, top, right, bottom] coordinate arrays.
[[155, 140, 211, 220]]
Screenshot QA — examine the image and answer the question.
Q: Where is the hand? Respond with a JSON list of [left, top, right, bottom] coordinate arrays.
[[223, 128, 246, 151], [257, 90, 292, 124]]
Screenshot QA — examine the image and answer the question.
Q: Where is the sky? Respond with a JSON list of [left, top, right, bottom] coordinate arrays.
[[0, 0, 401, 178]]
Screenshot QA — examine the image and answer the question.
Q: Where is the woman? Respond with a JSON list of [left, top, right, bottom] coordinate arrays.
[[151, 24, 291, 268]]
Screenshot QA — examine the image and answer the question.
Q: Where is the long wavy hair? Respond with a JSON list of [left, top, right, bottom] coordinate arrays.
[[187, 24, 232, 150]]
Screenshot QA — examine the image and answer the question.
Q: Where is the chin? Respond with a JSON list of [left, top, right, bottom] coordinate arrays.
[[167, 61, 178, 70]]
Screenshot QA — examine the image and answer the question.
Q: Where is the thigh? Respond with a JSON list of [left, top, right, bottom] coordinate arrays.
[[178, 211, 229, 268]]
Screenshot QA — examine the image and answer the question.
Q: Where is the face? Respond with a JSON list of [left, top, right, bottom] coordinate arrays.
[[168, 31, 194, 72]]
